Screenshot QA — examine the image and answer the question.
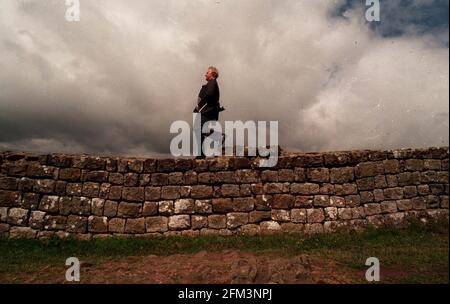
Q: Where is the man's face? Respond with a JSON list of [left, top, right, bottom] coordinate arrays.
[[205, 69, 215, 81]]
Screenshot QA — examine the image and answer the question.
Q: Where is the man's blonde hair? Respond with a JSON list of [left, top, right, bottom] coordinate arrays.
[[208, 66, 219, 79]]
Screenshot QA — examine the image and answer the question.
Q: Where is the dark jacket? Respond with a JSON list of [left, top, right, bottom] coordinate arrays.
[[196, 79, 220, 120]]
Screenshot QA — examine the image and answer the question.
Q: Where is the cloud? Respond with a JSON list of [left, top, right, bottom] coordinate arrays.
[[0, 0, 448, 155]]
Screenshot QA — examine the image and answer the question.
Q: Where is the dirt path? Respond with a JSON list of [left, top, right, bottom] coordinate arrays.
[[2, 250, 358, 284]]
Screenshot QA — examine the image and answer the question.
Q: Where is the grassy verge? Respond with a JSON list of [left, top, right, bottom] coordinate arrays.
[[0, 220, 448, 283]]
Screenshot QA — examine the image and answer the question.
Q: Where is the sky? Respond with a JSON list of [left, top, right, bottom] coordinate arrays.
[[0, 0, 448, 156]]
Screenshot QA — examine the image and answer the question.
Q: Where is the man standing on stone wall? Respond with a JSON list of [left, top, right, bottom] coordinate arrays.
[[193, 66, 224, 159]]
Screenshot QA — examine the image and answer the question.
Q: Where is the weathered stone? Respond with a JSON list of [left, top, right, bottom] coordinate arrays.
[[367, 215, 385, 228], [220, 184, 240, 197], [294, 168, 306, 182], [248, 210, 271, 223], [20, 193, 39, 210], [226, 212, 248, 229], [34, 179, 56, 194], [212, 198, 233, 213], [265, 183, 286, 194], [66, 183, 82, 196], [424, 159, 441, 170], [260, 221, 281, 234], [271, 194, 295, 209], [386, 175, 398, 187], [151, 173, 168, 186], [411, 197, 427, 210], [338, 208, 353, 220], [358, 191, 373, 203], [278, 169, 294, 182], [383, 159, 400, 174], [356, 177, 375, 191], [240, 184, 252, 196], [208, 158, 229, 171], [168, 215, 190, 230], [144, 187, 161, 201], [324, 207, 338, 221], [198, 172, 211, 184], [261, 170, 278, 183], [335, 183, 358, 195], [108, 173, 124, 185], [144, 216, 167, 232], [157, 159, 176, 172], [290, 183, 320, 195], [88, 216, 108, 233], [191, 215, 208, 230], [381, 201, 397, 213], [0, 177, 18, 190], [7, 208, 29, 226], [125, 218, 146, 233], [374, 175, 387, 188], [18, 177, 34, 192], [426, 195, 440, 208], [194, 199, 212, 214], [235, 170, 259, 183], [105, 158, 118, 172], [305, 223, 324, 234], [10, 227, 37, 239], [290, 208, 306, 223], [313, 195, 330, 207], [86, 171, 108, 183], [143, 159, 157, 173], [122, 187, 145, 202], [158, 200, 174, 215], [142, 201, 158, 216], [364, 203, 382, 216], [345, 195, 361, 207], [239, 224, 260, 236], [405, 159, 424, 171], [440, 196, 449, 209], [329, 167, 354, 183], [398, 172, 421, 185], [160, 186, 180, 200], [191, 185, 213, 198], [307, 168, 329, 182], [71, 197, 91, 215], [44, 215, 67, 230], [232, 197, 255, 212], [26, 164, 57, 179], [174, 199, 195, 214], [384, 187, 404, 200], [271, 209, 290, 222], [351, 206, 366, 219], [91, 198, 105, 216], [66, 215, 87, 233], [168, 172, 184, 185], [29, 211, 46, 229], [108, 218, 125, 233], [117, 202, 142, 218], [417, 185, 430, 196], [306, 208, 325, 223], [102, 200, 117, 217], [281, 223, 305, 233], [329, 196, 346, 207], [430, 184, 445, 195], [39, 195, 59, 213], [128, 159, 143, 173], [208, 214, 226, 229], [355, 162, 384, 178], [82, 182, 99, 198]]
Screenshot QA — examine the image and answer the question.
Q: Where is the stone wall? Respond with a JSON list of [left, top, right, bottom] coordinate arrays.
[[0, 147, 448, 239]]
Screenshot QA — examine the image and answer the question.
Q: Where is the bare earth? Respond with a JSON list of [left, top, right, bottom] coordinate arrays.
[[3, 250, 361, 284]]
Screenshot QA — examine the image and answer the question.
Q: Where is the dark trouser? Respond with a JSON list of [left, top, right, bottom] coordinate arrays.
[[200, 114, 218, 158]]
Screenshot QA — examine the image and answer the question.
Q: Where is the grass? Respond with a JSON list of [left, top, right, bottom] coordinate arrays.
[[0, 219, 448, 283]]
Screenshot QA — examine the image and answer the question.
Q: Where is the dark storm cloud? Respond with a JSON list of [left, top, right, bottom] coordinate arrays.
[[0, 0, 448, 156]]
